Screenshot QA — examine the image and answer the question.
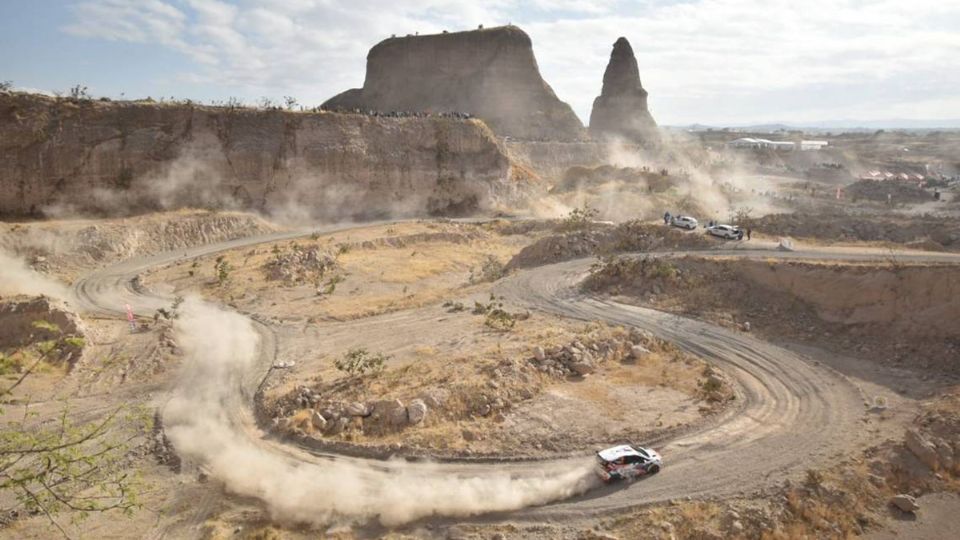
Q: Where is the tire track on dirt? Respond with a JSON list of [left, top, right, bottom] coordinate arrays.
[[71, 227, 960, 524]]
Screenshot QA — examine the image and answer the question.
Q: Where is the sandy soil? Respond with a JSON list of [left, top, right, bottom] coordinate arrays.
[[140, 221, 722, 458], [4, 212, 960, 539]]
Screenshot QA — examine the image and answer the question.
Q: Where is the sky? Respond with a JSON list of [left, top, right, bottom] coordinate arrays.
[[1, 0, 959, 126]]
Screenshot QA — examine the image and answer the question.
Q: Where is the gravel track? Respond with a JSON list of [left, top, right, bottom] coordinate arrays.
[[70, 226, 960, 523]]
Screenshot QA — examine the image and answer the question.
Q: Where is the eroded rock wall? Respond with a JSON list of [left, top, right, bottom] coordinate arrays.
[[0, 93, 513, 219], [324, 26, 585, 142]]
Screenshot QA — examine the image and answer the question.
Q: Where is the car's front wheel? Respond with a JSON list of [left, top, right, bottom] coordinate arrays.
[[649, 464, 661, 474]]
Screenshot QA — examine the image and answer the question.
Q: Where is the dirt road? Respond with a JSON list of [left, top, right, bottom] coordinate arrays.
[[70, 226, 960, 525]]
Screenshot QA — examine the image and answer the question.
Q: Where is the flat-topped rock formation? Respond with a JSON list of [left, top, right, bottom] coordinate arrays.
[[589, 37, 658, 142], [324, 25, 585, 141]]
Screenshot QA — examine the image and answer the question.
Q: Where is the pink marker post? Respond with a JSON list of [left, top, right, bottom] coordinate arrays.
[[125, 304, 136, 332]]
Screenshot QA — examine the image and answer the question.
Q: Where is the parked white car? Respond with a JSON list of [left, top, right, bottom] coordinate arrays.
[[706, 224, 744, 240], [669, 215, 698, 230]]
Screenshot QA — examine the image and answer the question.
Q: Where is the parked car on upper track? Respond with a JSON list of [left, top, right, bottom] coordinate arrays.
[[706, 224, 744, 240], [669, 215, 699, 230], [595, 444, 662, 482]]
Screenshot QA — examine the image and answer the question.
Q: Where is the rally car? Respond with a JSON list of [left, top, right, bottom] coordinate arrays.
[[595, 444, 662, 482]]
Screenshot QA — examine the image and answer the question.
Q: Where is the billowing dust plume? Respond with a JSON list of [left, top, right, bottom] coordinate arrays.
[[537, 134, 787, 223], [164, 298, 597, 527], [0, 249, 71, 301]]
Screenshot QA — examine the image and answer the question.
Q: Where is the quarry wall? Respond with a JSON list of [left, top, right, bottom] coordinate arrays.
[[0, 93, 514, 220]]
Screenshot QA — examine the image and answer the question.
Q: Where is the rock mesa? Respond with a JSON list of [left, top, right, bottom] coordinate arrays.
[[324, 26, 585, 141]]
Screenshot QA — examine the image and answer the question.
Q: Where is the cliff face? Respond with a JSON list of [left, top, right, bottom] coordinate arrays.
[[589, 37, 658, 143], [324, 26, 585, 142], [0, 93, 513, 219]]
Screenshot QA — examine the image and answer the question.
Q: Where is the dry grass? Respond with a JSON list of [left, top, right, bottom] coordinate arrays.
[[147, 221, 526, 320]]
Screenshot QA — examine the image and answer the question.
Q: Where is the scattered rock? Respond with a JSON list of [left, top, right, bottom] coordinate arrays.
[[570, 361, 595, 375], [533, 346, 546, 361], [905, 429, 941, 470], [935, 440, 955, 471], [630, 345, 650, 360], [407, 399, 428, 425], [311, 411, 327, 431], [891, 494, 920, 513], [345, 402, 370, 417]]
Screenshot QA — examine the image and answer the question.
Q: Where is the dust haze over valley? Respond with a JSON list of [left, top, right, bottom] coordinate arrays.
[[3, 3, 960, 540]]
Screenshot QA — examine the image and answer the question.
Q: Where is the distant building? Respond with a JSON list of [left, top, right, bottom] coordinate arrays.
[[726, 138, 828, 151], [727, 137, 793, 150], [800, 140, 828, 151], [858, 169, 927, 184]]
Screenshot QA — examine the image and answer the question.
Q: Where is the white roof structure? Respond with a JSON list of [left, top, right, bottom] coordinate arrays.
[[727, 138, 795, 149], [800, 140, 829, 150], [598, 445, 642, 461]]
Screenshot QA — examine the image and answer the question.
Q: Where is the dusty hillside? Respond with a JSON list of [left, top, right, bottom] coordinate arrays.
[[584, 256, 960, 371], [0, 209, 279, 280], [753, 212, 960, 250], [0, 93, 513, 219], [324, 25, 585, 141]]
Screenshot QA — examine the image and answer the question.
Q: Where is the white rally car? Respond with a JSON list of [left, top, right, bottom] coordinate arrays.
[[595, 444, 662, 482]]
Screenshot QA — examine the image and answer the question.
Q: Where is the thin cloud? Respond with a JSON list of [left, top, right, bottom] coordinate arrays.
[[60, 0, 960, 124]]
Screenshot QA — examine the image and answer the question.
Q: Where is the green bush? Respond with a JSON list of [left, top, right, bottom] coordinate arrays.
[[335, 348, 388, 376]]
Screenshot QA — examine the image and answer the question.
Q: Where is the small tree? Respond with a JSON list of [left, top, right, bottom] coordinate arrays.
[[557, 204, 599, 232], [469, 255, 506, 283], [334, 348, 388, 376], [1, 321, 144, 536], [283, 96, 298, 110], [214, 256, 231, 286], [0, 80, 12, 93], [729, 206, 754, 228], [68, 84, 90, 100]]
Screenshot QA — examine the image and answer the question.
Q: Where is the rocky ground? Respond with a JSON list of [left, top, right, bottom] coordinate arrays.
[[752, 211, 960, 251], [266, 321, 730, 459], [3, 209, 959, 540], [138, 220, 730, 459], [582, 255, 960, 375]]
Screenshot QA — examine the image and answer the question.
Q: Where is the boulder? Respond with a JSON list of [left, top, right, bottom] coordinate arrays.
[[310, 411, 327, 431], [533, 346, 546, 361], [389, 402, 409, 426], [370, 399, 406, 425], [420, 390, 447, 409], [935, 440, 954, 471], [570, 361, 595, 375], [345, 402, 370, 417], [406, 399, 428, 425], [905, 429, 940, 470], [891, 494, 920, 513], [630, 345, 651, 360]]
